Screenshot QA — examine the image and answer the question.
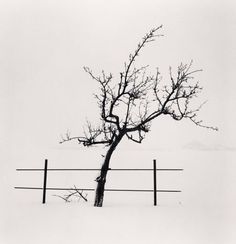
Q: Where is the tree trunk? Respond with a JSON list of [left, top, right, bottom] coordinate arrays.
[[94, 133, 124, 207]]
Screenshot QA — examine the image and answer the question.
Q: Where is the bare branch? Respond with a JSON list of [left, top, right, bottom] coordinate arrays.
[[53, 186, 88, 203], [124, 26, 163, 87], [61, 26, 218, 150], [60, 126, 114, 147]]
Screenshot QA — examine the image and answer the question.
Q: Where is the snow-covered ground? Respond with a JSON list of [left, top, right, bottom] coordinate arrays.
[[3, 202, 232, 244], [1, 149, 235, 244]]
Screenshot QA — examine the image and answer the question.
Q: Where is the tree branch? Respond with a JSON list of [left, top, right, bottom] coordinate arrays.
[[61, 26, 218, 149], [53, 186, 88, 203]]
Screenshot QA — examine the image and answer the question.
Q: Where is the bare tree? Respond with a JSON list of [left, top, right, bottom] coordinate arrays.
[[60, 26, 218, 207]]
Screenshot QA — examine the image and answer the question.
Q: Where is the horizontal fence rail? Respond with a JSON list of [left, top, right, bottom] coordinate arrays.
[[16, 168, 184, 171], [15, 159, 183, 206], [14, 187, 181, 193]]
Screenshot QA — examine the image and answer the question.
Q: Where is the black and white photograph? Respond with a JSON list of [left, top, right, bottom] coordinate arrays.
[[1, 0, 235, 243]]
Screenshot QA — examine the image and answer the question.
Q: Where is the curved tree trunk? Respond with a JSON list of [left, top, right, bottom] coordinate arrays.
[[94, 133, 124, 207]]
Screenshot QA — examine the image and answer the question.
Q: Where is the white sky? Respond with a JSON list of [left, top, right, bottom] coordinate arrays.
[[1, 0, 236, 160]]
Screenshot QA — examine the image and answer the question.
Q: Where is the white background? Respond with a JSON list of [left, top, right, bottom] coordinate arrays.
[[1, 0, 236, 243]]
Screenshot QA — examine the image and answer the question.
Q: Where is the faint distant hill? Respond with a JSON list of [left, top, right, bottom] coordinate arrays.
[[183, 140, 236, 151]]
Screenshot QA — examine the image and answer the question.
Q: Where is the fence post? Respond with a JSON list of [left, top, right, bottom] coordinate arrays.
[[42, 159, 48, 204], [153, 159, 157, 206]]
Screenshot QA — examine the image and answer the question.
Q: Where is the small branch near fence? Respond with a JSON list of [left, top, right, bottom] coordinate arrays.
[[53, 185, 88, 203]]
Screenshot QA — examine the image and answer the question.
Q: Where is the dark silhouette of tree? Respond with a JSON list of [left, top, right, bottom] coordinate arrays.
[[60, 26, 218, 207]]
